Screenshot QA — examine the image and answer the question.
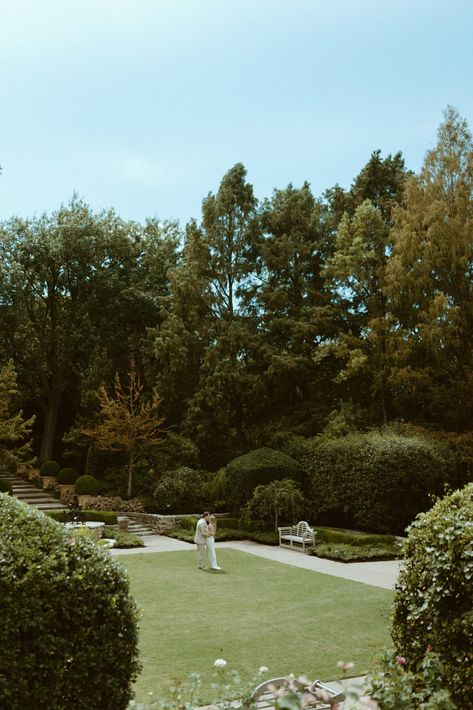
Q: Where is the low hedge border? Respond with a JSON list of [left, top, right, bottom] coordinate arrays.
[[46, 509, 118, 525]]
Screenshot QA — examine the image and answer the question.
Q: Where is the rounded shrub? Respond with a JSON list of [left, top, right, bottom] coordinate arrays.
[[0, 493, 140, 709], [74, 474, 99, 496], [57, 466, 79, 484], [39, 460, 60, 477], [0, 478, 13, 494], [391, 483, 473, 708], [302, 431, 456, 533], [153, 467, 206, 513], [224, 447, 303, 510]]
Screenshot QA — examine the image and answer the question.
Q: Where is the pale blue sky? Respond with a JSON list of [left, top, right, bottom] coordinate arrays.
[[1, 0, 472, 226]]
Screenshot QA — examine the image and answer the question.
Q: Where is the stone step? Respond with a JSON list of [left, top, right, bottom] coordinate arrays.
[[1, 473, 66, 510]]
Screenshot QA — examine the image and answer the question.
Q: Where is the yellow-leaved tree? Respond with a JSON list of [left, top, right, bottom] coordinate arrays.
[[85, 359, 167, 498]]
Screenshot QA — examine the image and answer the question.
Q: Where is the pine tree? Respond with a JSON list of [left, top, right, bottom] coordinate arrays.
[[0, 360, 35, 472]]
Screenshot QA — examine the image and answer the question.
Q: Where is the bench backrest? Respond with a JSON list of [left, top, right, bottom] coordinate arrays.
[[294, 521, 313, 537]]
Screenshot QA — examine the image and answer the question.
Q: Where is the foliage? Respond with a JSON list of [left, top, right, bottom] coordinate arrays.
[[78, 359, 167, 498], [86, 495, 145, 512], [314, 527, 399, 546], [74, 473, 99, 495], [244, 478, 305, 530], [39, 459, 60, 476], [390, 483, 473, 707], [302, 431, 456, 533], [102, 526, 144, 548], [224, 447, 303, 511], [0, 494, 140, 709], [0, 360, 35, 471], [57, 466, 79, 484], [153, 466, 207, 513], [313, 542, 401, 562], [45, 508, 118, 524], [366, 650, 457, 709], [0, 478, 13, 494]]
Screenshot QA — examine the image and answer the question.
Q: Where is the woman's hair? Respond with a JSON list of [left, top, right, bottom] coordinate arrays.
[[209, 515, 217, 528]]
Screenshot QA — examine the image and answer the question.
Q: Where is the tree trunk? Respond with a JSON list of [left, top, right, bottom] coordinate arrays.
[[39, 393, 61, 462], [127, 451, 134, 498]]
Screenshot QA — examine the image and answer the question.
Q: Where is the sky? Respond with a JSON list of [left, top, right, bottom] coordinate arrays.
[[1, 0, 472, 228]]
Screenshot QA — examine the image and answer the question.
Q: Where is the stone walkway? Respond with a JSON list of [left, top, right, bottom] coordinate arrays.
[[111, 534, 401, 590]]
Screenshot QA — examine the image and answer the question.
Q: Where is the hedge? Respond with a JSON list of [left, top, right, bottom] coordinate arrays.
[[45, 509, 118, 525], [0, 478, 13, 494], [0, 494, 140, 709], [391, 483, 473, 708], [224, 447, 303, 510], [302, 431, 456, 533]]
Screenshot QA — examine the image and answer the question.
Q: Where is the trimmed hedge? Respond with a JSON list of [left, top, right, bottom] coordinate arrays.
[[75, 474, 99, 496], [391, 483, 473, 708], [0, 494, 139, 709], [57, 466, 79, 484], [224, 447, 303, 510], [45, 509, 118, 525], [302, 432, 456, 533], [39, 460, 60, 477], [0, 478, 13, 494]]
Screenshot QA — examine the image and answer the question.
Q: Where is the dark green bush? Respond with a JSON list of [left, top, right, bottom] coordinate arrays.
[[0, 494, 140, 709], [314, 527, 399, 547], [39, 460, 60, 477], [313, 542, 401, 562], [224, 447, 303, 510], [74, 474, 99, 496], [45, 509, 118, 525], [101, 527, 144, 548], [302, 432, 456, 533], [391, 483, 473, 708], [57, 466, 79, 484], [179, 516, 198, 530], [153, 467, 207, 513], [0, 478, 13, 494]]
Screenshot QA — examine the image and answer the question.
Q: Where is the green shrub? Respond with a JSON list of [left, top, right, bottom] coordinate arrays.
[[224, 447, 303, 510], [0, 494, 140, 709], [314, 527, 399, 547], [0, 478, 13, 494], [45, 509, 118, 525], [74, 474, 99, 496], [313, 542, 401, 562], [39, 460, 60, 477], [302, 431, 456, 533], [391, 483, 473, 708], [101, 527, 145, 548], [179, 516, 198, 530], [57, 466, 79, 484], [153, 467, 207, 513]]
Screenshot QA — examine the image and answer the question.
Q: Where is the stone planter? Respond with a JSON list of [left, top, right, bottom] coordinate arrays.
[[42, 476, 58, 491], [58, 484, 75, 502], [118, 518, 129, 531], [77, 494, 93, 508]]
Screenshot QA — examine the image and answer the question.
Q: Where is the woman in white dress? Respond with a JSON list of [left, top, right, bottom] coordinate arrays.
[[207, 515, 221, 570]]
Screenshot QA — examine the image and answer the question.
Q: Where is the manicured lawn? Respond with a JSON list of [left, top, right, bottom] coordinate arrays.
[[121, 549, 393, 703]]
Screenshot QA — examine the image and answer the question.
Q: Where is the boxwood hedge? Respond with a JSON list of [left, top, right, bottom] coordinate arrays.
[[0, 494, 140, 709], [391, 483, 473, 708], [302, 431, 456, 533]]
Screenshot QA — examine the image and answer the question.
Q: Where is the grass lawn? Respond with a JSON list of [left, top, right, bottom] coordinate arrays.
[[120, 549, 393, 703]]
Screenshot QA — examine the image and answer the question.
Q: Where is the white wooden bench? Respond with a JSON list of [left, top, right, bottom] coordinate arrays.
[[251, 676, 344, 709], [278, 521, 316, 552]]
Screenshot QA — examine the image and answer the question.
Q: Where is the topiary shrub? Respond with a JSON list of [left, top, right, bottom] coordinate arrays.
[[0, 493, 140, 709], [302, 431, 456, 533], [153, 467, 207, 513], [390, 483, 473, 708], [74, 474, 99, 496], [224, 447, 303, 511], [0, 478, 13, 494], [57, 466, 79, 484], [39, 460, 60, 477]]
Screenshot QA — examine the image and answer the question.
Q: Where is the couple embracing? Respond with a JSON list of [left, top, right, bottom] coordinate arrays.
[[194, 511, 221, 570]]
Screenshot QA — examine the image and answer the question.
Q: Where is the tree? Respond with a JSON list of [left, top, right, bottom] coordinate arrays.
[[245, 478, 305, 530], [81, 359, 167, 498], [0, 360, 35, 471], [387, 107, 473, 431]]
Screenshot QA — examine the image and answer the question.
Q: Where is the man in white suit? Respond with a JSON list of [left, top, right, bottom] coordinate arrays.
[[194, 511, 210, 569]]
